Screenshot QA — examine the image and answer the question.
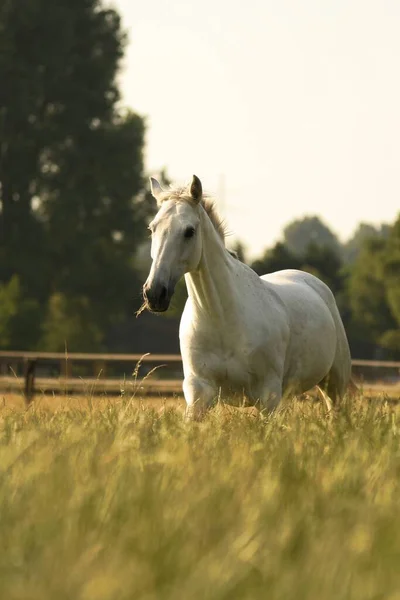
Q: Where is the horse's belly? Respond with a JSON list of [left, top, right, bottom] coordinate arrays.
[[282, 317, 337, 394]]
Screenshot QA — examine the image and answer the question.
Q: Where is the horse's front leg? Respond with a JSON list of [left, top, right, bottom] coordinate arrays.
[[183, 375, 218, 421]]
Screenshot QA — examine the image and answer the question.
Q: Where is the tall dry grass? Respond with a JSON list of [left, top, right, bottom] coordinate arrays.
[[0, 395, 399, 599]]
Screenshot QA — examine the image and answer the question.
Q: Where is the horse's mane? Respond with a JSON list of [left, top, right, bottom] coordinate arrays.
[[158, 186, 227, 242]]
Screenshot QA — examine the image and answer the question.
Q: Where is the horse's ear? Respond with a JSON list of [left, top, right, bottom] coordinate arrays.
[[190, 175, 202, 203], [149, 177, 164, 205]]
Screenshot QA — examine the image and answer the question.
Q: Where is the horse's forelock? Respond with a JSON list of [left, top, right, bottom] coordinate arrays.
[[158, 186, 227, 242]]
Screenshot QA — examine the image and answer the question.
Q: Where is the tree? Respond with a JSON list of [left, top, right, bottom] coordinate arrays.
[[41, 111, 146, 325], [229, 240, 247, 263], [343, 223, 391, 264], [347, 237, 398, 357], [251, 242, 302, 275], [40, 293, 103, 352], [0, 276, 41, 349], [251, 240, 345, 304], [0, 0, 147, 349], [283, 216, 341, 258], [0, 277, 21, 348], [381, 215, 400, 353], [302, 242, 343, 295]]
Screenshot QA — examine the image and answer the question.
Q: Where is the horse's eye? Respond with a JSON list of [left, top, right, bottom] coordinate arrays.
[[184, 226, 196, 239]]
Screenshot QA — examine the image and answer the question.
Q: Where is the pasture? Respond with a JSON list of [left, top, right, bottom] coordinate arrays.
[[0, 393, 400, 599]]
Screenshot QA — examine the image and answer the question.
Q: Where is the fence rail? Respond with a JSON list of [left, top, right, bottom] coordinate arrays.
[[0, 351, 399, 404], [0, 351, 183, 402], [0, 351, 182, 362], [351, 359, 400, 368]]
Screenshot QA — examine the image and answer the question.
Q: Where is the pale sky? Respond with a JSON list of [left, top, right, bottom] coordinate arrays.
[[114, 0, 400, 258]]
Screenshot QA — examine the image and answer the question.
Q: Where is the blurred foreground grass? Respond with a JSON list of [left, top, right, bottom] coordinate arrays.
[[0, 396, 400, 599]]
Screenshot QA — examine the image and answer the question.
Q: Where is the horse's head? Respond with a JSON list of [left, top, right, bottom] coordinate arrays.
[[143, 175, 204, 312]]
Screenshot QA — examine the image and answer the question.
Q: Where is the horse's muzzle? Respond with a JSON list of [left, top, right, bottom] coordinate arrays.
[[143, 281, 172, 312]]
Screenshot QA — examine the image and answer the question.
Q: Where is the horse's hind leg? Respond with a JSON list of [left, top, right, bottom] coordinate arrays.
[[319, 361, 349, 407], [322, 312, 352, 405]]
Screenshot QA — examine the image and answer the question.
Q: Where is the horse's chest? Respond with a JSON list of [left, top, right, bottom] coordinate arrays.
[[180, 308, 270, 395], [209, 351, 248, 385], [192, 340, 255, 393]]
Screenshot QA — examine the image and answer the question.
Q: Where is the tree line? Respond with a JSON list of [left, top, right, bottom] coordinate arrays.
[[0, 0, 399, 359], [0, 0, 153, 351]]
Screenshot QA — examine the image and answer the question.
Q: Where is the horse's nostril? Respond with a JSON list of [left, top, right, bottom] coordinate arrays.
[[143, 282, 169, 311]]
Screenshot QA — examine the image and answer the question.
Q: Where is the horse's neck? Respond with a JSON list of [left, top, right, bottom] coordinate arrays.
[[184, 210, 238, 323]]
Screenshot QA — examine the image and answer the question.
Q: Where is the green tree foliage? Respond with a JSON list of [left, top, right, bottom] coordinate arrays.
[[0, 0, 147, 349], [40, 293, 103, 352], [251, 242, 302, 275], [251, 241, 343, 295], [230, 240, 247, 263], [380, 330, 400, 353], [380, 216, 400, 353], [347, 236, 398, 357], [0, 276, 40, 349], [343, 223, 391, 264], [41, 111, 146, 325], [0, 277, 20, 348], [283, 216, 341, 258], [384, 217, 400, 323], [301, 243, 343, 295]]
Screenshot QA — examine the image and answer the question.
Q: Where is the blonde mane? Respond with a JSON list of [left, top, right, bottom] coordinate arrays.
[[158, 186, 227, 242]]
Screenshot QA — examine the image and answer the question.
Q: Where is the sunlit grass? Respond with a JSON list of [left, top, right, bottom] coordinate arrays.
[[0, 396, 399, 599]]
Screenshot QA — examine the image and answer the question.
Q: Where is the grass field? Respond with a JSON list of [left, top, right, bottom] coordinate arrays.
[[0, 394, 400, 599]]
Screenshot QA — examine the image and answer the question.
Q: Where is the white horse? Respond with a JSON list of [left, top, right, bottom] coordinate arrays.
[[143, 175, 352, 419]]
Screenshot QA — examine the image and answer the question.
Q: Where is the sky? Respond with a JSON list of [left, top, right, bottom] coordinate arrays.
[[113, 0, 400, 258]]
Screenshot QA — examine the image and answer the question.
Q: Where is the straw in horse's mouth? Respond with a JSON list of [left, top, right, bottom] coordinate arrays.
[[136, 296, 168, 317], [135, 301, 148, 317], [136, 289, 150, 317]]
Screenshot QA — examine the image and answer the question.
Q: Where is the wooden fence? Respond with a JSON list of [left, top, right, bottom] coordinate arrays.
[[0, 351, 183, 402], [0, 351, 399, 404]]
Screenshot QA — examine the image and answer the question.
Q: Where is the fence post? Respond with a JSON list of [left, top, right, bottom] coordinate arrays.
[[24, 359, 37, 404]]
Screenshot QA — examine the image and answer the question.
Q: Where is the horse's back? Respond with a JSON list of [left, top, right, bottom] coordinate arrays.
[[260, 269, 338, 321], [261, 268, 332, 300]]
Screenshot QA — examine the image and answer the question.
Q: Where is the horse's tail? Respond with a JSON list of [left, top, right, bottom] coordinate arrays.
[[347, 376, 359, 398]]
